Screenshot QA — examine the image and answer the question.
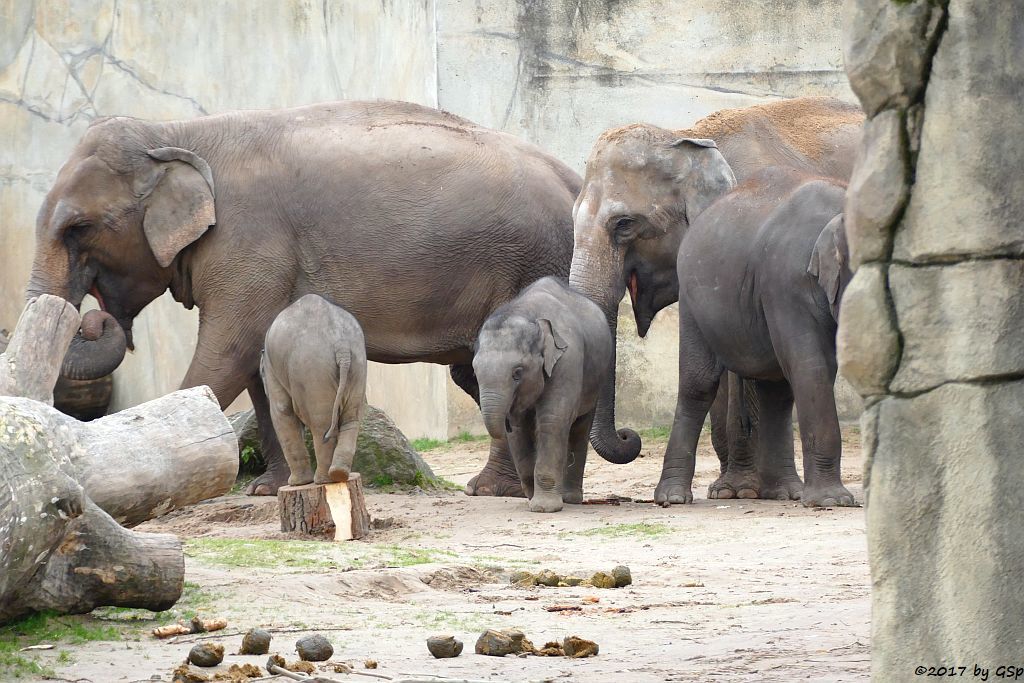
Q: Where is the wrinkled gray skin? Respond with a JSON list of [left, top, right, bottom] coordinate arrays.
[[26, 100, 584, 497], [668, 168, 854, 508], [473, 277, 611, 513], [260, 294, 367, 486], [569, 97, 863, 503]]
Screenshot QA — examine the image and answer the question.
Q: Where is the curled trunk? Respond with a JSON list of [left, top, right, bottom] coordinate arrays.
[[60, 310, 127, 380], [568, 255, 641, 464], [480, 390, 513, 440]]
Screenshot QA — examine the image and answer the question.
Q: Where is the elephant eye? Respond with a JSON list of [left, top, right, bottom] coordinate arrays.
[[512, 367, 523, 382], [615, 217, 635, 231]]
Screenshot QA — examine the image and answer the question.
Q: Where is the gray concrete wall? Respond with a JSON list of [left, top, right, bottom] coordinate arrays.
[[2, 0, 860, 440]]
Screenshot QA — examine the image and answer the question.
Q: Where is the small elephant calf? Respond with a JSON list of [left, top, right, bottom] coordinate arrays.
[[260, 294, 367, 486], [473, 276, 612, 512]]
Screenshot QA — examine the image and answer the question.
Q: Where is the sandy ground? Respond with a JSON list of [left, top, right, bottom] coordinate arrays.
[[24, 428, 868, 683]]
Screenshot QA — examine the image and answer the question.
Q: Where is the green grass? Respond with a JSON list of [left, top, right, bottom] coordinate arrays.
[[185, 538, 459, 571], [639, 426, 672, 440], [569, 522, 673, 539], [0, 611, 122, 679], [412, 437, 446, 451], [412, 431, 489, 452]]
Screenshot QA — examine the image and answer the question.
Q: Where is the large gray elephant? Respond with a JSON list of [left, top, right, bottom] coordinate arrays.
[[26, 100, 639, 497], [669, 168, 854, 507], [568, 97, 863, 502]]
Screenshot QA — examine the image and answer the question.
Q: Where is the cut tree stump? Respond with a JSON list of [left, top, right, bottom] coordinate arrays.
[[278, 474, 370, 541], [0, 295, 239, 624]]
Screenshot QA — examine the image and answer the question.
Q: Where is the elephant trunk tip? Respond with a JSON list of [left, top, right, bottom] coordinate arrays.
[[591, 426, 642, 465]]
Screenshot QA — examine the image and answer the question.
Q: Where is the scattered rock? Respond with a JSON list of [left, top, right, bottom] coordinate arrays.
[[536, 569, 560, 587], [427, 634, 464, 658], [295, 634, 334, 661], [475, 628, 534, 656], [561, 576, 584, 587], [509, 570, 537, 586], [239, 628, 272, 655], [188, 643, 225, 667], [611, 565, 632, 588], [563, 635, 599, 658], [172, 664, 209, 683], [364, 659, 378, 669], [590, 572, 616, 589], [582, 596, 600, 604]]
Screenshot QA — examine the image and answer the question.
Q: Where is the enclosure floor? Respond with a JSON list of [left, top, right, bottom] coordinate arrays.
[[43, 427, 868, 682]]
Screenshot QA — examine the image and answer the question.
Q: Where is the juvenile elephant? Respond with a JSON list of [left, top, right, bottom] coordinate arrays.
[[569, 97, 863, 502], [26, 100, 636, 498], [473, 277, 610, 513], [667, 168, 854, 508], [260, 295, 366, 486]]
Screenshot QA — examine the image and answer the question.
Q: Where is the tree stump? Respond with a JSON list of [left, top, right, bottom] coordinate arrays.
[[278, 475, 370, 541], [0, 295, 239, 624]]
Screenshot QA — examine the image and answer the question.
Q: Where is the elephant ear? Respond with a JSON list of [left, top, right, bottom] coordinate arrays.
[[671, 138, 736, 221], [808, 213, 850, 320], [135, 147, 216, 268], [538, 318, 568, 378]]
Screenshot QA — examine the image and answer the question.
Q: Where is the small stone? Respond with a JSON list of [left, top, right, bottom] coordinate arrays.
[[188, 643, 224, 667], [536, 569, 560, 586], [239, 628, 272, 655], [364, 659, 378, 669], [427, 635, 463, 658], [295, 634, 334, 661], [590, 571, 616, 589], [562, 576, 584, 586], [611, 565, 632, 588], [475, 628, 534, 657], [509, 571, 536, 586], [563, 635, 599, 658]]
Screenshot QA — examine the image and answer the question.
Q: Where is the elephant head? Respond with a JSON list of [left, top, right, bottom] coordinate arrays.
[[808, 213, 851, 321], [473, 316, 566, 440], [569, 124, 736, 463], [26, 118, 216, 380]]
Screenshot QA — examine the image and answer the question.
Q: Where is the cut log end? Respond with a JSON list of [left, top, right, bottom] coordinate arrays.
[[278, 474, 370, 541]]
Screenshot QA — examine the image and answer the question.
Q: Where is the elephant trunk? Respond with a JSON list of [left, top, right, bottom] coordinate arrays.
[[60, 310, 128, 380], [569, 250, 642, 465], [479, 389, 513, 441]]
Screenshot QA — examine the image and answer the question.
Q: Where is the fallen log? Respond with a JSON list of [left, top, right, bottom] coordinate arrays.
[[278, 475, 370, 541]]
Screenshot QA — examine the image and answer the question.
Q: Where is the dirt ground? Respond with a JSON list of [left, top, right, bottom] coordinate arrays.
[[23, 428, 868, 683]]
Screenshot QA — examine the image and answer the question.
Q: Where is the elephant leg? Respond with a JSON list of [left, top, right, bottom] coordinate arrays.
[[246, 374, 293, 495], [261, 362, 314, 486], [450, 363, 525, 498], [506, 416, 537, 500], [708, 373, 760, 499], [563, 411, 593, 505], [530, 414, 570, 513], [753, 379, 802, 501], [327, 400, 363, 483], [657, 308, 723, 506], [709, 375, 729, 475], [789, 363, 854, 508]]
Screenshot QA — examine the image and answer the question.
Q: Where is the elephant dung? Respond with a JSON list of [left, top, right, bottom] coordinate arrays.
[[611, 565, 632, 588], [509, 570, 537, 586], [475, 629, 534, 657], [239, 628, 272, 655], [295, 633, 333, 661], [563, 635, 599, 658], [561, 576, 584, 587], [590, 571, 616, 589], [188, 643, 224, 667], [536, 569, 561, 586], [426, 634, 463, 658]]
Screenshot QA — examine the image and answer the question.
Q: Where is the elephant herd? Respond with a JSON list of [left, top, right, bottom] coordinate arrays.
[[26, 96, 864, 512]]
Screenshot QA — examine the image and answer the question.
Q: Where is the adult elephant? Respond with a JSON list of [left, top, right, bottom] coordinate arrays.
[[568, 97, 863, 504], [27, 100, 638, 497]]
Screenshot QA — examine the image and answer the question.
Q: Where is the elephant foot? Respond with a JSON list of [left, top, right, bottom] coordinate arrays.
[[529, 491, 564, 513], [561, 488, 584, 505], [708, 470, 759, 500], [465, 469, 526, 497], [802, 482, 856, 508], [246, 465, 291, 496], [760, 474, 803, 501], [654, 477, 694, 507]]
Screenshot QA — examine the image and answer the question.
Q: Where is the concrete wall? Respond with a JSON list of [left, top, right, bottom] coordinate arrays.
[[2, 0, 859, 440], [0, 0, 450, 435]]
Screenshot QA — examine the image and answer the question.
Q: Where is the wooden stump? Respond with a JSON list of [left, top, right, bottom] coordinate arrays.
[[278, 475, 370, 541]]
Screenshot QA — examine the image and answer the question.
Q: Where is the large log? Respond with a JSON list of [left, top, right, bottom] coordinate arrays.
[[278, 475, 370, 541], [0, 295, 79, 403]]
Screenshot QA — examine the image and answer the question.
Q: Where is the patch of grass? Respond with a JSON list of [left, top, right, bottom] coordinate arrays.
[[56, 651, 73, 665], [93, 581, 218, 625], [412, 431, 488, 453], [570, 522, 673, 539], [185, 538, 459, 571], [639, 426, 672, 440], [371, 474, 395, 487], [450, 430, 489, 444], [411, 609, 492, 632], [0, 611, 121, 679], [412, 437, 446, 451], [376, 545, 458, 567]]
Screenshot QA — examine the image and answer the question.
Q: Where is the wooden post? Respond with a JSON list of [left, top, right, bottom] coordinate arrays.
[[0, 295, 80, 404], [278, 475, 370, 541]]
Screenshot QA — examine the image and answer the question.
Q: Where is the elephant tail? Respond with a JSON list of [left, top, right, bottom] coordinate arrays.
[[324, 352, 352, 443]]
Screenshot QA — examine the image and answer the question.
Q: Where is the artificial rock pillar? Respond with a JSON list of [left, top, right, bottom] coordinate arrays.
[[839, 1, 1024, 678]]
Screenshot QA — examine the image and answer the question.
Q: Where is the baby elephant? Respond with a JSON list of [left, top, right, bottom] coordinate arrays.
[[261, 294, 367, 486], [473, 276, 612, 512]]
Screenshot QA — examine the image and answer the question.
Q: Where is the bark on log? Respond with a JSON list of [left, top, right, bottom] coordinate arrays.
[[278, 475, 370, 541], [0, 295, 80, 404]]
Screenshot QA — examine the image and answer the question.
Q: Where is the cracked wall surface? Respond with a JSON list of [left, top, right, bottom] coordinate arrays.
[[2, 0, 857, 436], [838, 0, 1024, 675]]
